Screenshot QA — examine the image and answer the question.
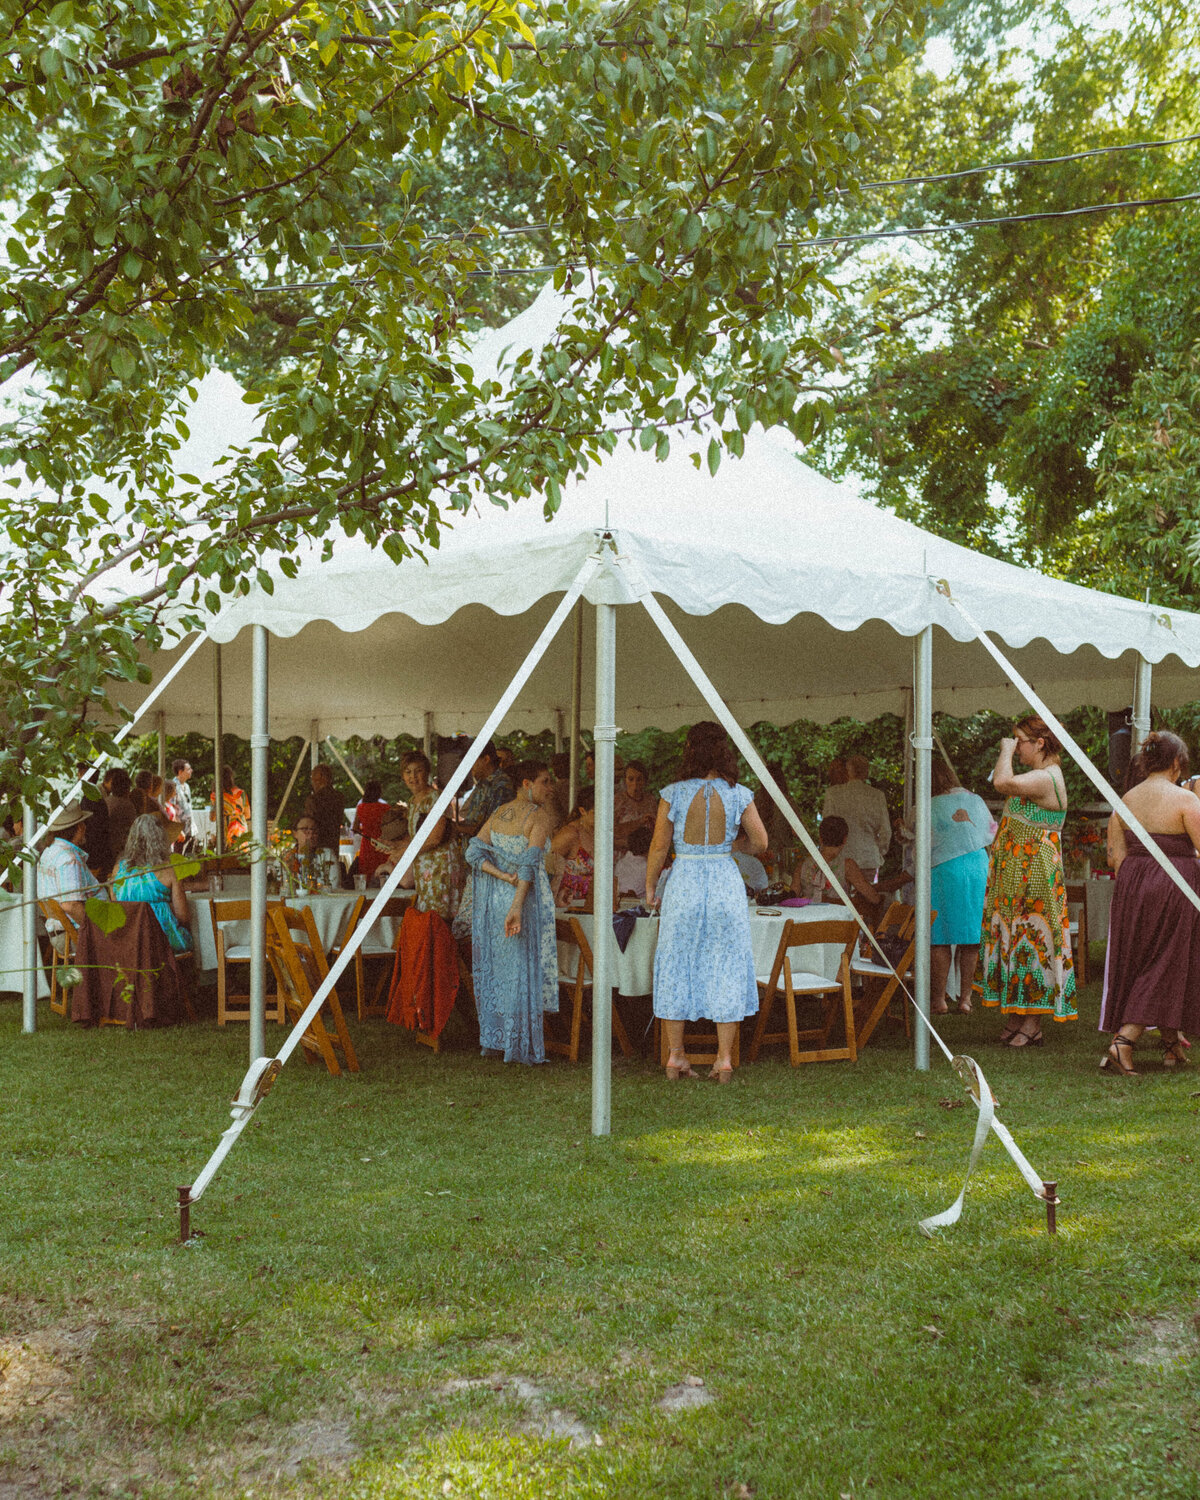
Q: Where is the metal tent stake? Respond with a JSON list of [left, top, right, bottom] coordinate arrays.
[[1043, 1181, 1059, 1235], [178, 1186, 192, 1243]]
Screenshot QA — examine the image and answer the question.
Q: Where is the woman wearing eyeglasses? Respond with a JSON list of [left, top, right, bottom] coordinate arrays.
[[980, 716, 1076, 1047]]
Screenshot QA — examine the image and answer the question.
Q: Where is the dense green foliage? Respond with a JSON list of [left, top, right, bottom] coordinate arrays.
[[0, 0, 928, 852], [808, 0, 1200, 602]]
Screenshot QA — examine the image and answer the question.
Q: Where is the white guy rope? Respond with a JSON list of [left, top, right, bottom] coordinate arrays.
[[273, 739, 311, 823], [24, 630, 209, 851], [323, 736, 366, 797], [185, 554, 602, 1207], [616, 553, 1050, 1226], [941, 586, 1200, 921]]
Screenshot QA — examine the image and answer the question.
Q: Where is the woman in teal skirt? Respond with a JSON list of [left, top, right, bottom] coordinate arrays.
[[929, 759, 994, 1014], [111, 814, 194, 954]]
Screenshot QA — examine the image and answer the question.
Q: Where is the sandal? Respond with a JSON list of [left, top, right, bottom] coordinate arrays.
[[1161, 1030, 1189, 1070], [665, 1062, 696, 1081], [1100, 1032, 1138, 1076], [1005, 1027, 1044, 1048], [995, 1025, 1021, 1045], [708, 1063, 734, 1084], [956, 1000, 973, 1015]]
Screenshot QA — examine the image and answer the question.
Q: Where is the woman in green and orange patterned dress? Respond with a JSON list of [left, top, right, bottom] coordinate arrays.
[[980, 715, 1076, 1047]]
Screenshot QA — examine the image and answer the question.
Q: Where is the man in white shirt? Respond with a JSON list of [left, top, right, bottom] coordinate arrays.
[[37, 802, 100, 949], [820, 753, 891, 877], [169, 758, 194, 838]]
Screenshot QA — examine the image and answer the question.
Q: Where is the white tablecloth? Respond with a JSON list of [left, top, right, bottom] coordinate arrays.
[[0, 888, 48, 997], [556, 903, 853, 997], [187, 890, 403, 973]]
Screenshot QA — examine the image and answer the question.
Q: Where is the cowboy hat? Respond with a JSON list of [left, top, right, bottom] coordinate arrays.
[[44, 801, 92, 834]]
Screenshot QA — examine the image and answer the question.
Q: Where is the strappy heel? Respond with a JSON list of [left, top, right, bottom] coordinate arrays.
[[1101, 1032, 1138, 1076], [1161, 1029, 1190, 1069]]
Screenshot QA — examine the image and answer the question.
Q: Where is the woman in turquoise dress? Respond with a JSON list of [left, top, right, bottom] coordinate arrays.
[[111, 814, 194, 954], [929, 758, 995, 1014], [465, 760, 558, 1064], [645, 722, 769, 1082]]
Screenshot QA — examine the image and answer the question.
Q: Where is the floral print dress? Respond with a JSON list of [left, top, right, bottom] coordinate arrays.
[[979, 795, 1076, 1020]]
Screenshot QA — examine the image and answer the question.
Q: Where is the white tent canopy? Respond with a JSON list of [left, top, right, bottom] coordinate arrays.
[[116, 413, 1200, 739]]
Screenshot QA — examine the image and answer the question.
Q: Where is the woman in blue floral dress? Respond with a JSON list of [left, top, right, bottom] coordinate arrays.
[[465, 760, 559, 1064], [646, 722, 769, 1082]]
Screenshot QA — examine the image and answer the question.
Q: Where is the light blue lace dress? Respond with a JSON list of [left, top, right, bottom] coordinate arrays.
[[466, 832, 558, 1064], [652, 779, 758, 1023]]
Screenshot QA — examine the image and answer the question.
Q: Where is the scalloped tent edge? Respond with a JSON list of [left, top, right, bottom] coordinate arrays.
[[108, 280, 1200, 739]]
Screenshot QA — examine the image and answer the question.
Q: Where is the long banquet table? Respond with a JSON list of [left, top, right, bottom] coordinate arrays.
[[186, 885, 405, 972], [556, 902, 855, 997]]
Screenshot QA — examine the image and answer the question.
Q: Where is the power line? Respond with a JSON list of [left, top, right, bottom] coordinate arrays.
[[795, 186, 1200, 247], [854, 129, 1200, 192], [254, 184, 1200, 292], [325, 127, 1200, 252]]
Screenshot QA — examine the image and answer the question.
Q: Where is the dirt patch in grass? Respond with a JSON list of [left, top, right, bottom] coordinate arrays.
[[441, 1374, 597, 1448], [658, 1375, 714, 1413], [0, 1325, 96, 1423], [1128, 1313, 1192, 1368]]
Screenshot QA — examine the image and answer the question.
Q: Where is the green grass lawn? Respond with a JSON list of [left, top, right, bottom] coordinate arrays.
[[1, 968, 1198, 1500]]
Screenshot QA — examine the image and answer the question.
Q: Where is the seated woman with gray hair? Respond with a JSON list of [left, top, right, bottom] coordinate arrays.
[[110, 814, 194, 954]]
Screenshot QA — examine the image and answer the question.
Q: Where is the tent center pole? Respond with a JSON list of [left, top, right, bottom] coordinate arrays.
[[913, 626, 933, 1072], [1132, 655, 1152, 756], [568, 600, 583, 814], [213, 644, 225, 856], [249, 625, 270, 1063], [21, 801, 37, 1034], [423, 712, 434, 764], [554, 709, 564, 754], [591, 588, 618, 1136]]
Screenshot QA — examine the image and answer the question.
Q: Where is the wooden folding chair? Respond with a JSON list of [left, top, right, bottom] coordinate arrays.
[[267, 905, 359, 1075], [748, 919, 859, 1065], [209, 899, 284, 1026], [1065, 881, 1089, 986], [38, 897, 79, 1018], [849, 900, 915, 1041], [334, 893, 411, 1020], [547, 916, 635, 1063], [853, 932, 921, 1050]]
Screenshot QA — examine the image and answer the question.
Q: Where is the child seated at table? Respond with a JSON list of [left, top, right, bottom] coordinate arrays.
[[793, 815, 883, 911], [615, 824, 657, 903]]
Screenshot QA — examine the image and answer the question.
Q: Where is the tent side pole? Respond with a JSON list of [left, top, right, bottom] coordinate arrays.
[[156, 711, 166, 779], [21, 801, 37, 1034], [310, 723, 320, 770], [591, 593, 617, 1137], [274, 740, 310, 823], [913, 626, 932, 1072], [213, 644, 225, 856], [423, 711, 434, 763], [568, 599, 583, 812], [1132, 655, 1152, 756], [248, 626, 269, 1062], [554, 709, 564, 754]]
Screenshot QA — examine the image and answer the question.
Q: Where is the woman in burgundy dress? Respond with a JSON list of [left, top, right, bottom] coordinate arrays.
[[1101, 731, 1200, 1074]]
